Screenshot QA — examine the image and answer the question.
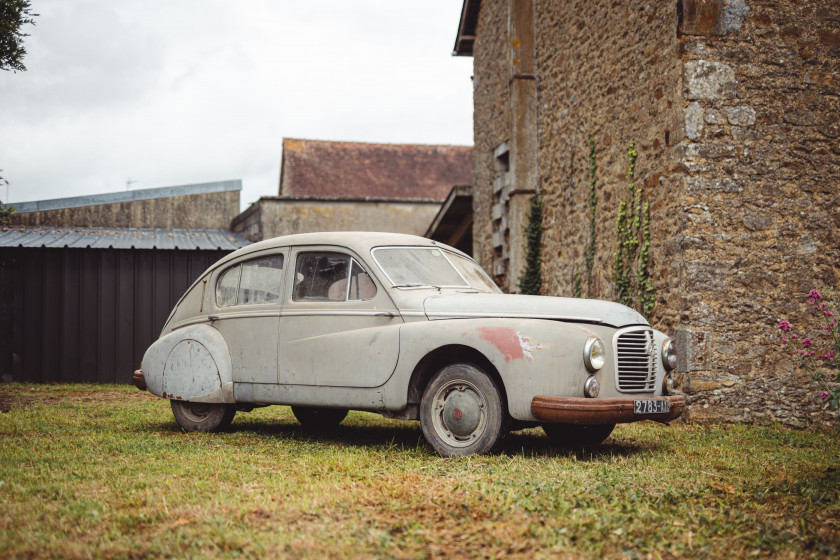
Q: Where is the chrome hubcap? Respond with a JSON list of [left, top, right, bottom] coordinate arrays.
[[431, 379, 486, 448]]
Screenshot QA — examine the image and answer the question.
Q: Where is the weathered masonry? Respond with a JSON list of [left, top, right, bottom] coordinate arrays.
[[6, 180, 242, 230], [456, 0, 840, 427], [0, 227, 248, 383]]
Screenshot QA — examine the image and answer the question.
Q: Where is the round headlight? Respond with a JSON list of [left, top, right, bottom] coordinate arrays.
[[584, 376, 600, 398], [662, 338, 677, 371], [583, 336, 606, 372]]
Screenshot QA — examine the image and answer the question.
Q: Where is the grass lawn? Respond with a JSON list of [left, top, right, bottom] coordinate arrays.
[[0, 383, 838, 559]]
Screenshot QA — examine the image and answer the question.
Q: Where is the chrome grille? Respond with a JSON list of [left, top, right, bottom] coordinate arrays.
[[615, 328, 656, 392]]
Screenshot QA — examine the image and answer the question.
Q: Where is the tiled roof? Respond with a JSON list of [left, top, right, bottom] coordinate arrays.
[[0, 226, 250, 251], [280, 138, 472, 201]]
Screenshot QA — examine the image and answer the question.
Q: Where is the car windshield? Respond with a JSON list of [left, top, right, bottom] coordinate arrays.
[[372, 247, 501, 293]]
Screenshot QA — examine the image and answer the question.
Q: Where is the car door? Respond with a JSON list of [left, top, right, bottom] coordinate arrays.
[[277, 247, 402, 388], [210, 249, 288, 385]]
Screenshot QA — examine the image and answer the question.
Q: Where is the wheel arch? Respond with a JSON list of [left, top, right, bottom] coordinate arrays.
[[406, 344, 509, 416]]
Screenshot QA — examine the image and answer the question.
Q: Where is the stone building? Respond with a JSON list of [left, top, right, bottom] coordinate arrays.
[[232, 138, 472, 241], [455, 0, 840, 427], [6, 180, 241, 230]]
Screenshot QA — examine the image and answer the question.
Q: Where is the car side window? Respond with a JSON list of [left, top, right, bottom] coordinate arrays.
[[216, 254, 284, 307], [294, 252, 350, 301], [293, 252, 377, 302], [348, 259, 377, 301]]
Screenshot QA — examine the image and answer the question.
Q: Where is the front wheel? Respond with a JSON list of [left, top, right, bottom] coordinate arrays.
[[542, 423, 615, 447], [171, 400, 236, 432], [420, 364, 503, 457]]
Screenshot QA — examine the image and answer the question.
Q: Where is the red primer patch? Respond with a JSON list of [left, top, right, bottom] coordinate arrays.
[[477, 327, 524, 362]]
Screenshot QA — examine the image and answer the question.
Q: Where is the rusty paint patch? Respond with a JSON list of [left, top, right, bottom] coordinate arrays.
[[476, 327, 525, 362]]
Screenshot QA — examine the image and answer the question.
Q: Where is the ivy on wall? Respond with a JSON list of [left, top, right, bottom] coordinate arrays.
[[611, 142, 655, 317], [518, 193, 543, 295]]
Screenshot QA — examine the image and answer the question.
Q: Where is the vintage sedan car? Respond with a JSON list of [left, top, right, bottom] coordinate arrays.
[[134, 232, 685, 456]]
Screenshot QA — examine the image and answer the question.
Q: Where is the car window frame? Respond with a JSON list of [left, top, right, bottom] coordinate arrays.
[[291, 250, 378, 303], [370, 246, 474, 289], [214, 251, 287, 309]]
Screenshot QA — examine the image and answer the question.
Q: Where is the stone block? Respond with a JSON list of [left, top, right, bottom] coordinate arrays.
[[684, 60, 737, 100], [679, 0, 749, 36], [676, 328, 712, 372], [742, 214, 774, 231], [685, 176, 743, 195], [685, 102, 704, 140], [723, 105, 756, 126], [784, 111, 815, 126]]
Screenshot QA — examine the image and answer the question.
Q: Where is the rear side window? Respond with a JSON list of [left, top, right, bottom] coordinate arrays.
[[216, 254, 285, 307]]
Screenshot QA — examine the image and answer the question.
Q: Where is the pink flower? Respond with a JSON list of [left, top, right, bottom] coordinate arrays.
[[821, 391, 830, 401], [822, 302, 828, 308], [802, 338, 813, 348], [809, 289, 822, 300], [824, 310, 835, 317], [782, 337, 789, 342], [778, 320, 792, 332], [791, 334, 799, 339]]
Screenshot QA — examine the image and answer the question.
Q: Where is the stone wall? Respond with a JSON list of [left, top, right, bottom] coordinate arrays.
[[677, 0, 840, 426], [472, 0, 512, 276], [231, 197, 441, 242], [469, 0, 840, 428], [9, 190, 240, 230], [535, 0, 685, 331]]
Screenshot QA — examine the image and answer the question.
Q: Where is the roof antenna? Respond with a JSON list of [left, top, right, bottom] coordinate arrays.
[[126, 177, 138, 191]]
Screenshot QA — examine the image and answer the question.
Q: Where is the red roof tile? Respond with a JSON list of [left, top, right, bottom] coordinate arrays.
[[279, 138, 473, 201]]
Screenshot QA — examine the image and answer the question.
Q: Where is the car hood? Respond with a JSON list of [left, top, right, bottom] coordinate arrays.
[[422, 293, 647, 328]]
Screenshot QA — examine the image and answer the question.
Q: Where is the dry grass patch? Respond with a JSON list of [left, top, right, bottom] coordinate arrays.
[[0, 383, 838, 559]]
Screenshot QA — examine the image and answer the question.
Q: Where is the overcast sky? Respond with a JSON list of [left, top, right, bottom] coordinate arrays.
[[0, 0, 474, 210]]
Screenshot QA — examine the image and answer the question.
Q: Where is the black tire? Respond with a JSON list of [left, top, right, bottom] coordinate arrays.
[[542, 423, 615, 447], [420, 364, 504, 457], [171, 400, 236, 432], [291, 406, 348, 430]]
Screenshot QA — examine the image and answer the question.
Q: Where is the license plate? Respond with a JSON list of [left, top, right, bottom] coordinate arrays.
[[634, 399, 670, 415]]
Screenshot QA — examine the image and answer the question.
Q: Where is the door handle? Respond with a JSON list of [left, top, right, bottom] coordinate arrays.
[[208, 315, 220, 321], [375, 311, 396, 317]]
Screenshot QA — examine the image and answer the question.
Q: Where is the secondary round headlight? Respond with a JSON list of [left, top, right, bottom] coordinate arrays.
[[662, 338, 677, 371], [584, 376, 600, 398], [583, 336, 606, 372]]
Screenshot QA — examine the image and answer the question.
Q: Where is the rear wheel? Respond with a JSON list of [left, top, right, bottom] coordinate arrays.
[[291, 406, 348, 430], [171, 400, 236, 432], [420, 364, 503, 457], [542, 423, 615, 447]]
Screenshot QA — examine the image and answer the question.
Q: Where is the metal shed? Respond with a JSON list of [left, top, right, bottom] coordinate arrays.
[[0, 226, 250, 384]]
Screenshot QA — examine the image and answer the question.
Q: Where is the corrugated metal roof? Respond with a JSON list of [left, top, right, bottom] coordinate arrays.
[[0, 226, 251, 251]]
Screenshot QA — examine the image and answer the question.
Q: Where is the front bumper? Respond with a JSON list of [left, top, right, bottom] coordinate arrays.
[[531, 394, 686, 425]]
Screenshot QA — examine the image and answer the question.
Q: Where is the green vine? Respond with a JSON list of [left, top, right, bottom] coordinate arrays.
[[572, 270, 582, 298], [518, 193, 543, 295], [611, 142, 655, 317], [583, 136, 597, 297]]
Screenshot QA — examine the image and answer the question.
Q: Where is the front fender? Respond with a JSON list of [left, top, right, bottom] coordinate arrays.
[[385, 318, 617, 421], [141, 323, 234, 403]]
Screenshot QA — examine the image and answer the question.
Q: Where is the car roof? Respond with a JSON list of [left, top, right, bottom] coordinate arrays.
[[209, 231, 464, 273]]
